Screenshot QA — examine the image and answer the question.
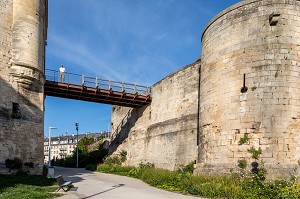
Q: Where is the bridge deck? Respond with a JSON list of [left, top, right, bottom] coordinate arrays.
[[44, 69, 151, 108]]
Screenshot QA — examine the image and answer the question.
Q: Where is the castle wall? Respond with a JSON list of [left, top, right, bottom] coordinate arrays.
[[110, 62, 200, 170], [110, 0, 300, 179], [0, 0, 47, 174], [196, 0, 300, 179]]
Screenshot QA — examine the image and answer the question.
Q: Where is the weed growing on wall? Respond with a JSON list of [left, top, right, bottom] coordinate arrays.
[[238, 134, 249, 145], [248, 146, 262, 160], [120, 150, 127, 162], [237, 134, 266, 183]]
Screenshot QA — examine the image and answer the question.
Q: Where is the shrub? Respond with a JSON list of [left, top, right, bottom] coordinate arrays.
[[177, 161, 195, 174], [42, 165, 48, 176], [78, 137, 94, 154], [277, 183, 300, 198], [104, 156, 122, 166], [86, 164, 97, 171], [127, 167, 142, 178], [5, 158, 22, 170], [251, 161, 267, 182], [110, 165, 135, 175], [97, 163, 112, 172], [237, 159, 247, 169], [138, 162, 155, 169], [24, 162, 34, 168], [85, 149, 108, 165], [120, 150, 127, 162]]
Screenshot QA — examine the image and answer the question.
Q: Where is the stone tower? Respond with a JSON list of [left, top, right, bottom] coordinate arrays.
[[0, 0, 47, 174], [197, 0, 300, 179]]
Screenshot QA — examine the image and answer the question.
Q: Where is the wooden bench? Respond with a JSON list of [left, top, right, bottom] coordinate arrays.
[[55, 175, 73, 192]]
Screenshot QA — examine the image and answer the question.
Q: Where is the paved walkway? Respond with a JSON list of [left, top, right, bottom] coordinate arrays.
[[54, 167, 205, 199]]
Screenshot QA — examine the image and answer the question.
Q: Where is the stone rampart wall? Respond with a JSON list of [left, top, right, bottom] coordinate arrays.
[[110, 62, 200, 170]]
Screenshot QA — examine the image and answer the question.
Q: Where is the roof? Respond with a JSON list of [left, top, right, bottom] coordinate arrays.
[[44, 132, 109, 142]]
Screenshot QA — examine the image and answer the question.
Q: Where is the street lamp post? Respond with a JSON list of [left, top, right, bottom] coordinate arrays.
[[75, 123, 79, 168], [48, 127, 57, 167]]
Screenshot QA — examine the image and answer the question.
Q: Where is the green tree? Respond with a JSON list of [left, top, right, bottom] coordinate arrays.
[[78, 137, 94, 154]]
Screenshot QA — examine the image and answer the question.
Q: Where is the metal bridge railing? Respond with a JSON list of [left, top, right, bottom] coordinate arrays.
[[45, 69, 151, 96]]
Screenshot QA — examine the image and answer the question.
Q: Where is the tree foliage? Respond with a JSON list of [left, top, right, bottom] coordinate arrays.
[[53, 139, 108, 168], [78, 137, 94, 154]]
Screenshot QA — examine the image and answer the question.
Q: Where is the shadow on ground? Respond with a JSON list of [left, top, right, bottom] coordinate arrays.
[[81, 184, 124, 199]]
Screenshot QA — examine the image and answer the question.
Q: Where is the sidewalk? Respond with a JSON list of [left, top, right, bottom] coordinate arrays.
[[54, 167, 206, 199]]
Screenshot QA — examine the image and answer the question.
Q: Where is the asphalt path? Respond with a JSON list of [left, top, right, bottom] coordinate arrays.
[[54, 166, 206, 199]]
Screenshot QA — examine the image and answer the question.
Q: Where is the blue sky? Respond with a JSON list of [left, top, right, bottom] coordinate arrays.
[[45, 0, 241, 137]]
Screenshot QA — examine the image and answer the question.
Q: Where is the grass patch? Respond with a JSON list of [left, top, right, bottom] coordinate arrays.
[[0, 174, 61, 199], [96, 163, 300, 199]]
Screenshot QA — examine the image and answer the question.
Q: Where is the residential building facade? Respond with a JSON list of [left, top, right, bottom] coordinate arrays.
[[44, 132, 109, 163]]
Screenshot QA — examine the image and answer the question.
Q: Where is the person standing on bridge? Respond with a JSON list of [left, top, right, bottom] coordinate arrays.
[[59, 64, 66, 82]]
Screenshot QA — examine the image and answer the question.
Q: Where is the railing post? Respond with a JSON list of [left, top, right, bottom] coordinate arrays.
[[95, 77, 98, 88], [134, 84, 137, 93], [122, 82, 125, 92], [128, 110, 131, 118], [82, 74, 84, 86], [108, 80, 111, 90]]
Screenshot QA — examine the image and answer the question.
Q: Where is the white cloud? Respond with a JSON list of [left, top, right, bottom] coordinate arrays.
[[48, 33, 131, 82]]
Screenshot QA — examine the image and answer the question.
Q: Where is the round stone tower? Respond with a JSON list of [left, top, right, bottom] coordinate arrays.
[[0, 0, 47, 174], [10, 0, 47, 90], [197, 0, 300, 179]]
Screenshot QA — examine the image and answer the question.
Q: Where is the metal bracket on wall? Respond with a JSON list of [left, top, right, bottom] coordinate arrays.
[[269, 12, 281, 26], [240, 74, 248, 93]]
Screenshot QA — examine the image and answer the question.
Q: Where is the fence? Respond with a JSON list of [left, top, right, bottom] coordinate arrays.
[[45, 69, 151, 96]]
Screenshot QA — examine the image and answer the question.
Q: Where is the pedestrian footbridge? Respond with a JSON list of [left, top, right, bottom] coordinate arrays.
[[44, 69, 151, 108]]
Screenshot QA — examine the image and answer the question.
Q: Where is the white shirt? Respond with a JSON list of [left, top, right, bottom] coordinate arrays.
[[59, 67, 66, 73]]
